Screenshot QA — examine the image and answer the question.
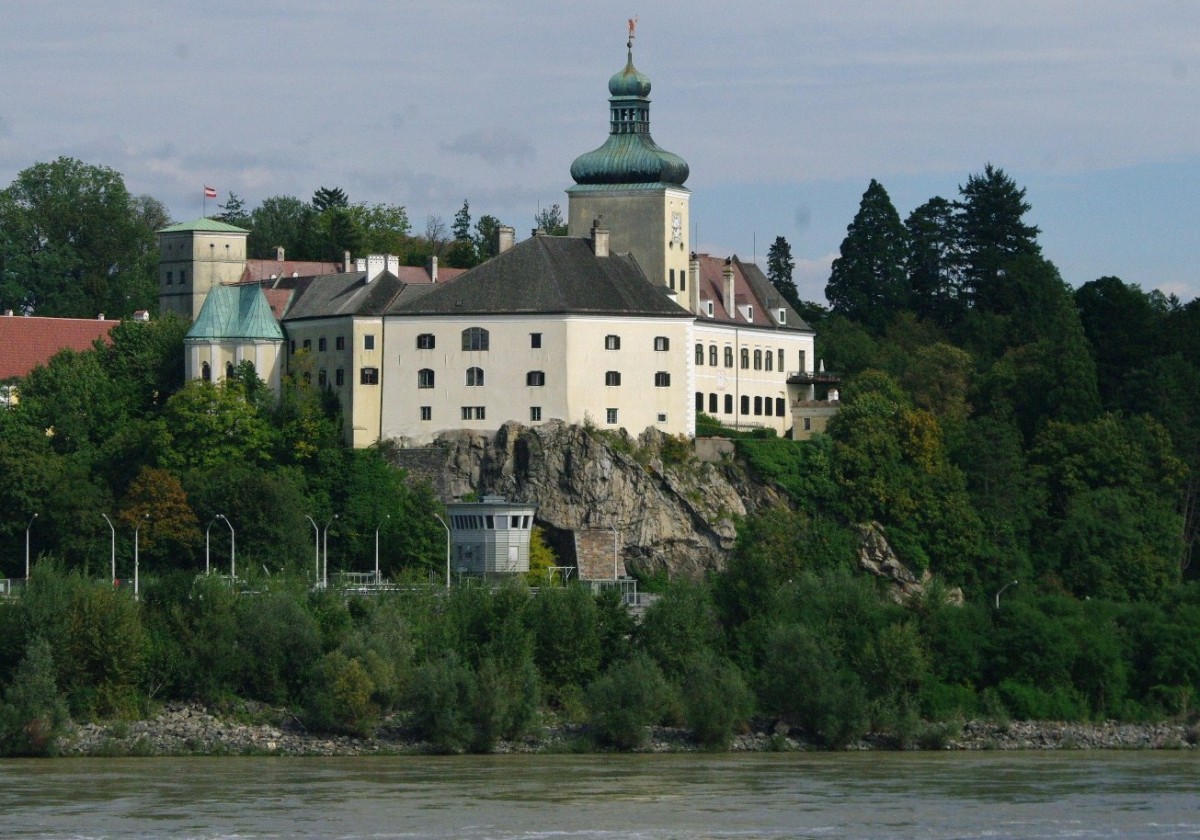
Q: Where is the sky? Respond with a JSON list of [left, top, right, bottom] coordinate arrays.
[[1, 1, 1198, 305]]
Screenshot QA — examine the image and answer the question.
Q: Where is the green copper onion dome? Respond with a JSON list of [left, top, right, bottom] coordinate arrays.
[[570, 40, 689, 187]]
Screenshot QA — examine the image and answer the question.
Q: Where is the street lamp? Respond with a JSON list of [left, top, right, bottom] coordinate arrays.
[[217, 514, 235, 581], [433, 513, 450, 588], [322, 514, 338, 589], [134, 514, 149, 600], [995, 579, 1019, 609], [205, 514, 225, 575], [101, 513, 116, 586], [375, 514, 389, 585], [305, 515, 320, 584], [25, 512, 37, 580]]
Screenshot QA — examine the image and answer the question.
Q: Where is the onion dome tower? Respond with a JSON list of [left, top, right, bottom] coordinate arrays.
[[566, 24, 692, 295]]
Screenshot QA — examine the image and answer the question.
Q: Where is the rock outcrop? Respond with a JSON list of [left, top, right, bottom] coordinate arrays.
[[856, 521, 964, 605], [393, 420, 783, 578]]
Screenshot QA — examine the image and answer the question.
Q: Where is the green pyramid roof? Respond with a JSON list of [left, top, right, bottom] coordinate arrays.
[[159, 218, 250, 234], [186, 285, 283, 341]]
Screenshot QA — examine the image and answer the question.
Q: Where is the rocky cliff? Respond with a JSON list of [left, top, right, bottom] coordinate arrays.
[[392, 420, 783, 579]]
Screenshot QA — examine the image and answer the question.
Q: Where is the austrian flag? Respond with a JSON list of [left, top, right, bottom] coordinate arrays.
[[203, 186, 217, 198]]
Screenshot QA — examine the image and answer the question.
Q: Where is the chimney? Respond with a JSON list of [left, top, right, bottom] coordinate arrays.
[[532, 227, 546, 237], [590, 220, 610, 258], [688, 252, 701, 316], [133, 309, 150, 322], [427, 255, 439, 283], [723, 258, 735, 316], [497, 225, 515, 254], [386, 255, 399, 277], [3, 310, 12, 317], [97, 313, 105, 320], [365, 254, 385, 282], [275, 246, 285, 262], [343, 250, 352, 272]]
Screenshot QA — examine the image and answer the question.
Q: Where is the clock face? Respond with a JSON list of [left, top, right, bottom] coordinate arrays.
[[671, 212, 682, 242]]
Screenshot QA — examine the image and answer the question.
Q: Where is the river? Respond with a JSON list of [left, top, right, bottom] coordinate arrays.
[[1, 752, 1197, 839]]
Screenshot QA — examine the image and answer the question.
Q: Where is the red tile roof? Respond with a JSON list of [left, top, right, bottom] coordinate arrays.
[[241, 259, 341, 284], [0, 315, 120, 380]]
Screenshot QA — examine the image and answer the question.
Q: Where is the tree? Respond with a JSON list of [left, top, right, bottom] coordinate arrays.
[[533, 203, 567, 236], [766, 236, 800, 310], [955, 164, 1041, 313], [159, 380, 279, 471], [825, 180, 909, 333], [904, 197, 963, 325], [247, 195, 319, 260], [0, 157, 159, 317], [118, 466, 201, 568], [424, 215, 449, 257], [349, 202, 412, 256], [214, 192, 250, 227], [451, 200, 472, 241], [311, 186, 349, 212], [474, 214, 504, 261], [1074, 276, 1166, 409]]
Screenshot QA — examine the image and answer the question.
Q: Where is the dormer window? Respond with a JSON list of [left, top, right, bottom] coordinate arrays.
[[777, 308, 787, 324], [705, 300, 714, 318]]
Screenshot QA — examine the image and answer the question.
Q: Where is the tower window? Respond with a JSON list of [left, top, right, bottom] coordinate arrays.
[[654, 371, 671, 387], [605, 334, 621, 350], [530, 406, 542, 422], [360, 367, 379, 385], [605, 371, 621, 386], [654, 336, 670, 351], [364, 334, 375, 350], [526, 370, 545, 387], [530, 333, 542, 348]]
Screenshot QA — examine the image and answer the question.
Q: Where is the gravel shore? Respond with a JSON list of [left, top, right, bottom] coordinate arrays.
[[54, 703, 1199, 757]]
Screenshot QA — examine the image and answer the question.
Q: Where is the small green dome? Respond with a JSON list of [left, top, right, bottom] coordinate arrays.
[[609, 50, 651, 98]]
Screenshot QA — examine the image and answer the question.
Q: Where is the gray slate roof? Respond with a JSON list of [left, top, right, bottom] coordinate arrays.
[[734, 256, 813, 332], [388, 235, 692, 318], [281, 271, 408, 321]]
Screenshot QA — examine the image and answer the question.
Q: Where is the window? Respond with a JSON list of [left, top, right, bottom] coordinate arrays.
[[695, 392, 704, 412], [318, 369, 327, 387], [776, 398, 786, 417], [746, 306, 754, 321], [778, 349, 784, 372], [724, 394, 733, 414], [657, 413, 668, 423], [180, 270, 186, 285], [804, 417, 812, 432], [708, 393, 718, 413], [420, 406, 432, 421], [364, 334, 375, 350], [462, 328, 489, 351], [605, 371, 621, 386], [336, 336, 345, 351], [530, 406, 542, 422], [360, 367, 379, 385], [654, 336, 670, 351], [226, 362, 235, 380], [799, 350, 807, 373], [753, 349, 762, 370], [526, 370, 545, 387], [669, 268, 675, 289], [705, 300, 715, 317], [709, 345, 718, 366], [336, 368, 344, 387], [165, 270, 173, 285], [466, 367, 485, 386], [530, 333, 542, 348], [303, 339, 312, 350], [417, 333, 435, 349], [201, 362, 211, 381], [461, 406, 486, 420], [765, 350, 773, 371], [318, 337, 327, 352], [695, 343, 704, 365], [605, 334, 621, 350], [754, 396, 763, 416], [654, 371, 671, 387], [740, 348, 749, 369], [417, 368, 435, 388], [289, 341, 295, 354], [606, 408, 618, 424], [724, 347, 734, 368], [680, 270, 686, 292], [741, 395, 750, 415]]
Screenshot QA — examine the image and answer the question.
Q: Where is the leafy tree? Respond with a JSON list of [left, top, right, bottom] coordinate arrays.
[[348, 202, 412, 256], [825, 179, 909, 333], [15, 347, 124, 456], [311, 186, 349, 212], [320, 207, 364, 263], [955, 164, 1041, 313], [0, 157, 158, 317], [118, 466, 201, 568], [159, 380, 279, 471], [474, 214, 504, 261], [534, 203, 567, 236], [584, 653, 674, 750], [247, 195, 318, 260], [766, 235, 800, 310], [1074, 276, 1167, 409], [304, 650, 379, 736], [679, 652, 754, 748]]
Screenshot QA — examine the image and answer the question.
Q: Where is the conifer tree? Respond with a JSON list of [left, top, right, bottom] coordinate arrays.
[[825, 180, 909, 333], [955, 164, 1041, 314], [904, 196, 962, 325], [766, 236, 801, 311]]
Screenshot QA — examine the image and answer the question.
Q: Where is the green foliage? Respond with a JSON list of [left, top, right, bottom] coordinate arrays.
[[635, 582, 722, 680], [766, 235, 800, 311], [0, 637, 69, 756], [955, 164, 1041, 313], [584, 653, 673, 750], [826, 179, 909, 333], [524, 585, 601, 704], [304, 650, 379, 737], [679, 652, 754, 748], [406, 653, 479, 753]]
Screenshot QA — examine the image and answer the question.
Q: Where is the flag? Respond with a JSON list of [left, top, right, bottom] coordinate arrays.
[[204, 186, 217, 198]]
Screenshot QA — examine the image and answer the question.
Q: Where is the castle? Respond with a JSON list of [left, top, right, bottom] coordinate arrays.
[[160, 37, 837, 448]]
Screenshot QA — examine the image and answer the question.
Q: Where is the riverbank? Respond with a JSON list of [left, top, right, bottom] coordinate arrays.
[[54, 703, 1199, 757]]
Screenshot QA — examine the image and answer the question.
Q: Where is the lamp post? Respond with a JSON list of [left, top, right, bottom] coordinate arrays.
[[305, 515, 320, 585], [101, 513, 116, 586], [205, 514, 225, 575], [133, 514, 148, 600], [215, 514, 235, 581], [375, 514, 389, 585], [322, 514, 338, 589], [994, 579, 1019, 609], [433, 513, 450, 588], [25, 512, 37, 580]]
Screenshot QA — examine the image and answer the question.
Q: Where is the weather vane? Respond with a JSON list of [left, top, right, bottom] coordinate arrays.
[[627, 16, 637, 46]]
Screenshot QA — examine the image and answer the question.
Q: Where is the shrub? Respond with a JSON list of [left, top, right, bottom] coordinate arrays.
[[405, 653, 478, 753], [584, 654, 673, 750], [680, 653, 754, 749], [303, 651, 379, 737], [0, 637, 70, 756]]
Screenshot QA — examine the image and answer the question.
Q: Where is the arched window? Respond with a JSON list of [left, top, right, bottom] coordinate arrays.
[[765, 350, 774, 371], [462, 327, 489, 351], [417, 368, 435, 389], [740, 348, 749, 369], [709, 345, 718, 366], [695, 343, 704, 365], [724, 394, 733, 414], [724, 347, 734, 368], [753, 396, 762, 415], [225, 362, 235, 380], [695, 392, 704, 412], [201, 362, 211, 381], [708, 393, 718, 413], [753, 349, 762, 370], [466, 367, 485, 386], [526, 370, 545, 386]]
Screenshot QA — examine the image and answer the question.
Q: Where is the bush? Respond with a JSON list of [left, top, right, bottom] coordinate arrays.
[[405, 653, 478, 753], [680, 653, 753, 749], [0, 637, 70, 756], [303, 651, 379, 737], [585, 654, 673, 750]]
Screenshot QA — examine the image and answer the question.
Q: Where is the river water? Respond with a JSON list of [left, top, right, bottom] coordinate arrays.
[[1, 752, 1197, 839]]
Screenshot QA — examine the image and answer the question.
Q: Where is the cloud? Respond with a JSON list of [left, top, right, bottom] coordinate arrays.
[[440, 129, 534, 166]]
